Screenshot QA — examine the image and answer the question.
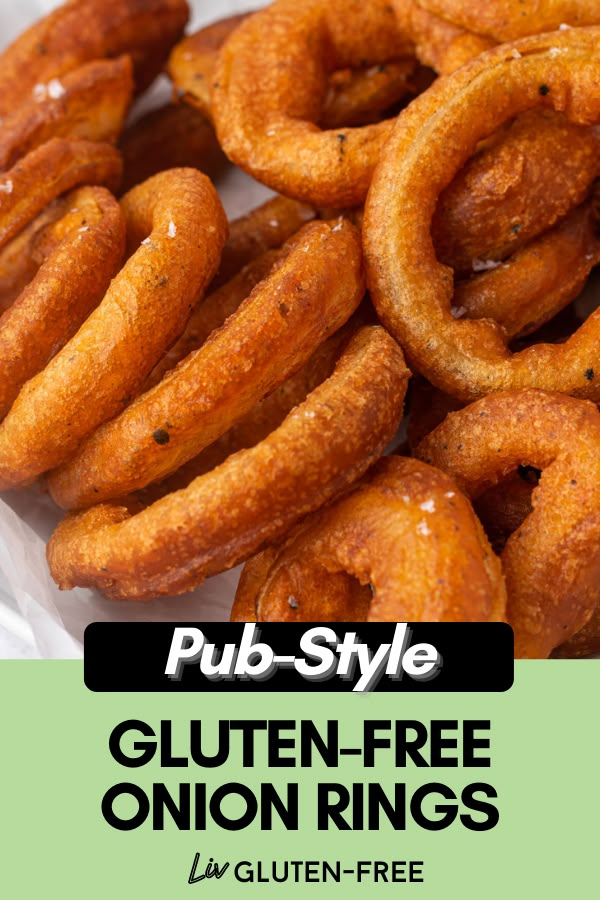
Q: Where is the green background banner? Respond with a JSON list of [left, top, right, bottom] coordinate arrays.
[[0, 661, 596, 896]]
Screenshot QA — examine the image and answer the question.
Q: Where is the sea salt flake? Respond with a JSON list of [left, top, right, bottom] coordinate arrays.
[[268, 219, 279, 227], [168, 221, 177, 238], [32, 83, 47, 101], [78, 226, 89, 233], [559, 22, 571, 30], [0, 179, 14, 194], [444, 491, 456, 499], [511, 49, 522, 59], [419, 499, 436, 513], [416, 520, 431, 537], [47, 79, 66, 99], [451, 305, 467, 319], [472, 257, 501, 272], [142, 237, 153, 246]]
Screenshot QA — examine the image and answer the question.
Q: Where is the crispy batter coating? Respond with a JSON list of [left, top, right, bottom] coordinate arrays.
[[393, 0, 495, 74], [553, 601, 600, 657], [48, 220, 365, 508], [231, 456, 506, 622], [168, 12, 250, 119], [46, 327, 410, 601], [0, 169, 227, 490], [119, 102, 227, 194], [364, 28, 600, 401], [453, 196, 600, 339], [433, 110, 600, 274], [0, 138, 122, 249], [416, 0, 600, 41], [141, 324, 355, 501], [0, 0, 189, 117], [211, 196, 316, 290], [170, 11, 421, 129], [0, 187, 125, 421], [146, 246, 287, 390], [0, 57, 133, 172], [416, 389, 600, 657], [211, 0, 412, 207]]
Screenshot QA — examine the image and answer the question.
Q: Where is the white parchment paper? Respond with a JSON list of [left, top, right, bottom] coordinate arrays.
[[0, 0, 269, 657]]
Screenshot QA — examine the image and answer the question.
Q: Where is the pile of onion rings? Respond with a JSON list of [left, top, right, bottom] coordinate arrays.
[[0, 0, 598, 660]]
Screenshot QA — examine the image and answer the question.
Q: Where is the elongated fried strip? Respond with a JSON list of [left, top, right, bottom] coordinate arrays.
[[417, 0, 600, 42], [141, 323, 355, 501], [48, 220, 365, 508], [47, 327, 410, 601]]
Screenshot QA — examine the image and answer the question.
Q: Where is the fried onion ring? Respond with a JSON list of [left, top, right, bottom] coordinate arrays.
[[0, 0, 189, 117], [364, 28, 600, 402], [415, 389, 600, 658], [210, 0, 412, 207], [46, 326, 410, 601], [0, 138, 122, 249], [393, 0, 495, 75], [170, 10, 421, 130], [0, 168, 227, 490], [0, 186, 125, 421], [416, 0, 600, 42], [230, 455, 506, 623], [0, 57, 133, 172], [48, 219, 365, 509]]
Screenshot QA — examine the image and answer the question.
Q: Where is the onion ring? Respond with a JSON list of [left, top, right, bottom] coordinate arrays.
[[170, 10, 421, 130], [231, 455, 506, 623], [0, 138, 122, 249], [0, 186, 125, 421], [0, 168, 227, 490], [119, 102, 227, 194], [48, 219, 365, 509], [46, 326, 410, 601], [364, 27, 600, 402], [210, 0, 412, 207], [0, 57, 133, 172], [0, 0, 189, 117], [393, 0, 495, 74], [416, 0, 600, 42], [415, 389, 600, 658]]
